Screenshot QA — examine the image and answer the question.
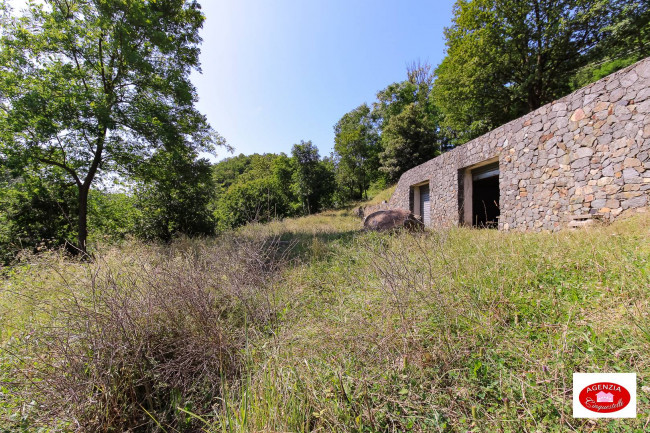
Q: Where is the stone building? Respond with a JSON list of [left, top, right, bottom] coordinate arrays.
[[389, 56, 650, 231]]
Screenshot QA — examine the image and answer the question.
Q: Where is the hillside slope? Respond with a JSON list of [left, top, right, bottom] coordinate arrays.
[[1, 195, 649, 432], [232, 203, 650, 432]]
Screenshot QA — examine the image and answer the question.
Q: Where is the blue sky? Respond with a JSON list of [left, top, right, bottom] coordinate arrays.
[[7, 0, 457, 161], [193, 0, 456, 161]]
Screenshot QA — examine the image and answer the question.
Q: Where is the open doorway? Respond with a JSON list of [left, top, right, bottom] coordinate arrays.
[[461, 160, 500, 228]]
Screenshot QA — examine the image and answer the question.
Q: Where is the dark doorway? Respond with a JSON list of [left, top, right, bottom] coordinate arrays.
[[472, 163, 500, 228]]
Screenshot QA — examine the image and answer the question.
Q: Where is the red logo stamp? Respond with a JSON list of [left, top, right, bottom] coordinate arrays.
[[578, 382, 631, 413]]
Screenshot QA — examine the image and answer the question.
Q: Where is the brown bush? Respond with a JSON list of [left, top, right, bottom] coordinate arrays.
[[5, 236, 291, 431]]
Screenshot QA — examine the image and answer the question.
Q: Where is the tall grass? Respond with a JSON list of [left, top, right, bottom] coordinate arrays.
[[2, 209, 649, 432], [211, 215, 650, 432], [1, 236, 292, 431]]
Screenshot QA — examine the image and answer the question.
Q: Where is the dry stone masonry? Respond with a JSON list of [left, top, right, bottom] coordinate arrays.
[[389, 56, 650, 231]]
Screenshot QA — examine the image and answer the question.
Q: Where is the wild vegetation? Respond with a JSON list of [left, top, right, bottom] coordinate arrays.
[[0, 0, 221, 255], [1, 0, 649, 431], [2, 0, 648, 262], [2, 200, 649, 431]]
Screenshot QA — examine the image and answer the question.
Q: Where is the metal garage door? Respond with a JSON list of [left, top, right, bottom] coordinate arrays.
[[420, 185, 430, 226]]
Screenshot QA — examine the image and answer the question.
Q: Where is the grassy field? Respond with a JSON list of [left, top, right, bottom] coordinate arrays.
[[1, 200, 649, 432]]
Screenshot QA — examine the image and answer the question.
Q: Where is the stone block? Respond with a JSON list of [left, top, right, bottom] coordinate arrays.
[[621, 195, 648, 209], [636, 87, 650, 102], [623, 168, 640, 179], [571, 157, 590, 169], [620, 71, 638, 88], [553, 102, 567, 112], [574, 147, 594, 159], [596, 177, 613, 186], [571, 108, 586, 122], [637, 61, 650, 79], [606, 79, 620, 91], [610, 87, 626, 102], [624, 157, 642, 168]]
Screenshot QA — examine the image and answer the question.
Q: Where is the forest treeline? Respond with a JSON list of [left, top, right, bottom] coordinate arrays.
[[1, 0, 648, 262]]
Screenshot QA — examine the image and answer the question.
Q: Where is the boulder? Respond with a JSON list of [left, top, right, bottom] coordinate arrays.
[[363, 209, 424, 232]]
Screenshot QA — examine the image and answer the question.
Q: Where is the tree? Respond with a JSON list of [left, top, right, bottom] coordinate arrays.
[[333, 104, 381, 200], [598, 1, 650, 59], [432, 0, 607, 144], [87, 189, 139, 243], [213, 153, 255, 192], [0, 164, 77, 263], [374, 63, 448, 181], [291, 141, 334, 214], [212, 153, 297, 230], [0, 0, 222, 255], [380, 103, 444, 182], [571, 1, 650, 88], [134, 150, 216, 241]]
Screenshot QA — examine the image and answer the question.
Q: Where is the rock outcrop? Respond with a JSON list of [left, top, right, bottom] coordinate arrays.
[[363, 209, 424, 232]]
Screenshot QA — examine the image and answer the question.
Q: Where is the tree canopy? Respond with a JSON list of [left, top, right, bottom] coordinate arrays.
[[333, 103, 381, 200], [432, 0, 647, 145], [291, 140, 335, 214], [375, 64, 448, 181], [213, 153, 297, 230], [0, 0, 222, 254]]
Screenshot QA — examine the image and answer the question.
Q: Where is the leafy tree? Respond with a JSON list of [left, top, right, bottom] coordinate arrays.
[[0, 0, 221, 254], [212, 153, 255, 192], [0, 164, 77, 263], [134, 150, 216, 241], [374, 63, 448, 181], [333, 104, 381, 200], [213, 153, 297, 230], [572, 1, 650, 88], [380, 103, 444, 182], [598, 1, 650, 59], [87, 190, 139, 243], [433, 0, 606, 144], [319, 154, 341, 208], [215, 176, 289, 230], [291, 141, 334, 214], [0, 158, 137, 262]]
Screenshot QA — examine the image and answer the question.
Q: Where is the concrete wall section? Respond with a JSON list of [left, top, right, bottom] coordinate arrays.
[[389, 56, 650, 231]]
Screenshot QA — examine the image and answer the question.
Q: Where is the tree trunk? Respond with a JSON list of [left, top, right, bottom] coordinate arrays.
[[77, 185, 89, 256], [75, 126, 105, 257]]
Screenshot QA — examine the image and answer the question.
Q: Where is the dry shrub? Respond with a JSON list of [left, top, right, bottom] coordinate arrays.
[[5, 235, 291, 431]]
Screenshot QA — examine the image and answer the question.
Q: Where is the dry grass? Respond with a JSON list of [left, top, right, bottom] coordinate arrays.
[[2, 197, 650, 432], [213, 213, 650, 432], [1, 236, 292, 431], [239, 209, 361, 238]]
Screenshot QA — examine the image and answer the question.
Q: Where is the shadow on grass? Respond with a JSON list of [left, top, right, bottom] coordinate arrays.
[[274, 229, 361, 260]]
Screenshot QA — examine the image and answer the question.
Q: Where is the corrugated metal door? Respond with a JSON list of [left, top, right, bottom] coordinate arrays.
[[420, 185, 430, 226], [472, 162, 500, 180]]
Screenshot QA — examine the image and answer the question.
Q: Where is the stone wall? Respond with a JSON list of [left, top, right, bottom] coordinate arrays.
[[389, 56, 650, 231]]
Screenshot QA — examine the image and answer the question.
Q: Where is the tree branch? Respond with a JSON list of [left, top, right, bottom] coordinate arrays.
[[36, 156, 82, 187]]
